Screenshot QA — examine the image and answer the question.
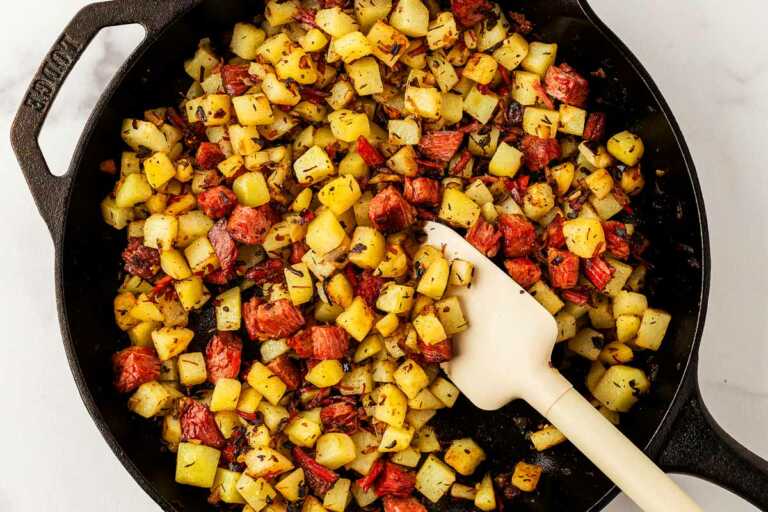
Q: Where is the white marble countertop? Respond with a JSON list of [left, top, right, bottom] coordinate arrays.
[[0, 0, 766, 510]]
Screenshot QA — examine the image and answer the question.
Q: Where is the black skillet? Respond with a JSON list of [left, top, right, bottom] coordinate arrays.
[[10, 0, 768, 510]]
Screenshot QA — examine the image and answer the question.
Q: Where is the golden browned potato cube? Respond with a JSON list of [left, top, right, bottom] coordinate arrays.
[[246, 362, 287, 406], [377, 425, 414, 452], [210, 378, 242, 412], [244, 446, 294, 477], [152, 327, 194, 361], [493, 33, 529, 70], [463, 86, 499, 124], [530, 425, 567, 452], [613, 291, 648, 317], [444, 438, 486, 475], [404, 86, 442, 120], [337, 296, 375, 341], [275, 468, 305, 501], [510, 70, 540, 106], [211, 468, 246, 505], [607, 130, 645, 166], [319, 175, 363, 215], [511, 462, 542, 492], [230, 22, 265, 59], [316, 7, 360, 37], [592, 365, 650, 412], [328, 109, 371, 142], [346, 57, 384, 96], [488, 142, 523, 177], [174, 276, 211, 311], [324, 478, 352, 512], [285, 417, 322, 448], [237, 474, 278, 511], [175, 442, 221, 488], [568, 328, 604, 361], [316, 433, 357, 469], [474, 473, 496, 511], [426, 12, 458, 50], [416, 454, 456, 502], [563, 218, 605, 258], [429, 376, 460, 407], [374, 383, 408, 427], [393, 359, 429, 399], [232, 94, 274, 126], [558, 104, 586, 136], [178, 352, 207, 386], [462, 53, 498, 85], [367, 20, 407, 67], [389, 0, 428, 37], [521, 41, 557, 76], [184, 236, 220, 274], [584, 168, 614, 200], [376, 283, 416, 314], [634, 308, 672, 351], [294, 145, 335, 185], [412, 312, 448, 345], [128, 381, 178, 418], [616, 315, 641, 343], [121, 118, 170, 153], [417, 257, 449, 300], [438, 188, 481, 228], [306, 360, 346, 388], [143, 214, 178, 251]]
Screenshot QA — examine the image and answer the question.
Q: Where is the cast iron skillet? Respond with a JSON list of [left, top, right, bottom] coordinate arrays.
[[10, 0, 768, 510]]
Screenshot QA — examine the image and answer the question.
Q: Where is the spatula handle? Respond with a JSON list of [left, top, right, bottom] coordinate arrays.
[[542, 387, 702, 512]]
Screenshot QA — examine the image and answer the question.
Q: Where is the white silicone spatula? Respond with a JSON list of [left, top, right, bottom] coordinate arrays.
[[422, 221, 701, 512]]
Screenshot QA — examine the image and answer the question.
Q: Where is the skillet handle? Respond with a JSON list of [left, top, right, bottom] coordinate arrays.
[[658, 382, 768, 510], [10, 0, 198, 240]]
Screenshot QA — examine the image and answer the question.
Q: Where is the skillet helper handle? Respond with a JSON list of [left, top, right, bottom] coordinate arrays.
[[10, 0, 197, 240], [658, 383, 768, 510], [543, 387, 702, 512]]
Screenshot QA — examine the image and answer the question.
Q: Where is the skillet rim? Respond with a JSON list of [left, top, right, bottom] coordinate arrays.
[[46, 0, 711, 510]]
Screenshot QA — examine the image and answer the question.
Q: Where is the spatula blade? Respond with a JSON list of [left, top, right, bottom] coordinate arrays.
[[422, 221, 559, 411]]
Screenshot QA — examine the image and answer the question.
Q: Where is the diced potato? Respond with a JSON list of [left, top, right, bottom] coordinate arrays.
[[276, 47, 319, 84], [261, 73, 301, 106], [378, 425, 415, 452], [521, 41, 557, 76], [568, 328, 604, 361], [355, 0, 393, 31], [318, 175, 363, 217], [231, 22, 266, 60], [101, 197, 134, 229], [303, 496, 330, 512], [316, 433, 357, 469], [392, 447, 421, 467], [434, 296, 468, 336], [404, 86, 442, 119], [559, 104, 586, 136], [599, 342, 634, 366], [300, 28, 329, 52], [285, 417, 323, 448], [276, 468, 305, 501], [555, 311, 577, 342], [162, 415, 182, 452], [547, 162, 576, 196], [210, 378, 242, 412], [324, 478, 352, 512], [463, 86, 499, 124], [607, 131, 645, 166], [143, 152, 176, 190], [416, 454, 456, 502], [175, 442, 221, 488], [511, 462, 542, 492], [412, 312, 447, 345], [257, 34, 293, 64], [426, 52, 459, 93], [374, 243, 408, 279], [142, 214, 178, 251], [416, 257, 449, 300], [451, 483, 476, 500], [474, 473, 496, 511], [528, 280, 565, 315], [128, 321, 159, 347], [332, 31, 373, 63], [178, 352, 207, 386], [586, 360, 607, 394], [283, 263, 314, 306], [211, 469, 246, 505], [121, 118, 169, 153], [429, 376, 460, 407], [444, 438, 486, 476], [238, 386, 263, 414], [328, 109, 371, 142], [232, 94, 274, 126], [339, 152, 369, 179], [258, 402, 291, 433], [441, 92, 464, 125], [393, 359, 429, 399], [316, 7, 360, 37], [389, 0, 428, 36], [346, 57, 384, 95], [449, 259, 474, 287], [634, 308, 672, 351], [374, 383, 408, 427], [462, 53, 498, 85], [563, 218, 605, 258], [488, 142, 523, 177], [376, 283, 415, 314], [523, 107, 560, 139], [294, 145, 335, 185], [174, 276, 210, 311], [128, 381, 178, 418], [306, 360, 346, 387], [246, 362, 287, 405], [337, 296, 375, 341], [616, 314, 641, 343], [343, 430, 381, 476], [152, 327, 194, 361], [184, 94, 232, 127], [603, 257, 633, 296], [388, 118, 421, 145], [426, 12, 458, 50], [592, 365, 650, 412], [438, 188, 481, 228], [408, 388, 445, 410], [184, 236, 220, 274], [214, 287, 241, 331], [584, 168, 614, 200], [613, 291, 648, 317], [244, 447, 294, 477], [385, 145, 418, 177], [511, 70, 540, 106], [493, 33, 529, 70], [530, 425, 567, 451], [621, 166, 645, 195], [237, 474, 278, 511], [114, 292, 139, 331]]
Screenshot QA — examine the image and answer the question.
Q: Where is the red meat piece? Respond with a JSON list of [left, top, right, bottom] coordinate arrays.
[[418, 338, 454, 363], [320, 401, 359, 434], [180, 399, 225, 449], [246, 258, 285, 285], [227, 204, 278, 245], [205, 332, 243, 384], [584, 255, 615, 291], [267, 355, 302, 390], [376, 463, 416, 497], [466, 217, 502, 257], [357, 136, 386, 166], [544, 215, 566, 248], [121, 238, 160, 280], [208, 219, 239, 273], [311, 326, 350, 359], [293, 447, 339, 496], [603, 221, 631, 260], [504, 257, 542, 288], [583, 112, 607, 142], [197, 185, 238, 219], [356, 271, 385, 308], [544, 63, 589, 107], [243, 297, 306, 341], [520, 135, 561, 171], [196, 142, 226, 169], [418, 131, 464, 162], [451, 0, 494, 27], [369, 187, 416, 233], [547, 248, 580, 289], [498, 214, 537, 257], [221, 64, 252, 96], [357, 460, 385, 492], [403, 177, 440, 207], [112, 346, 161, 393], [382, 496, 427, 512], [288, 329, 315, 359]]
